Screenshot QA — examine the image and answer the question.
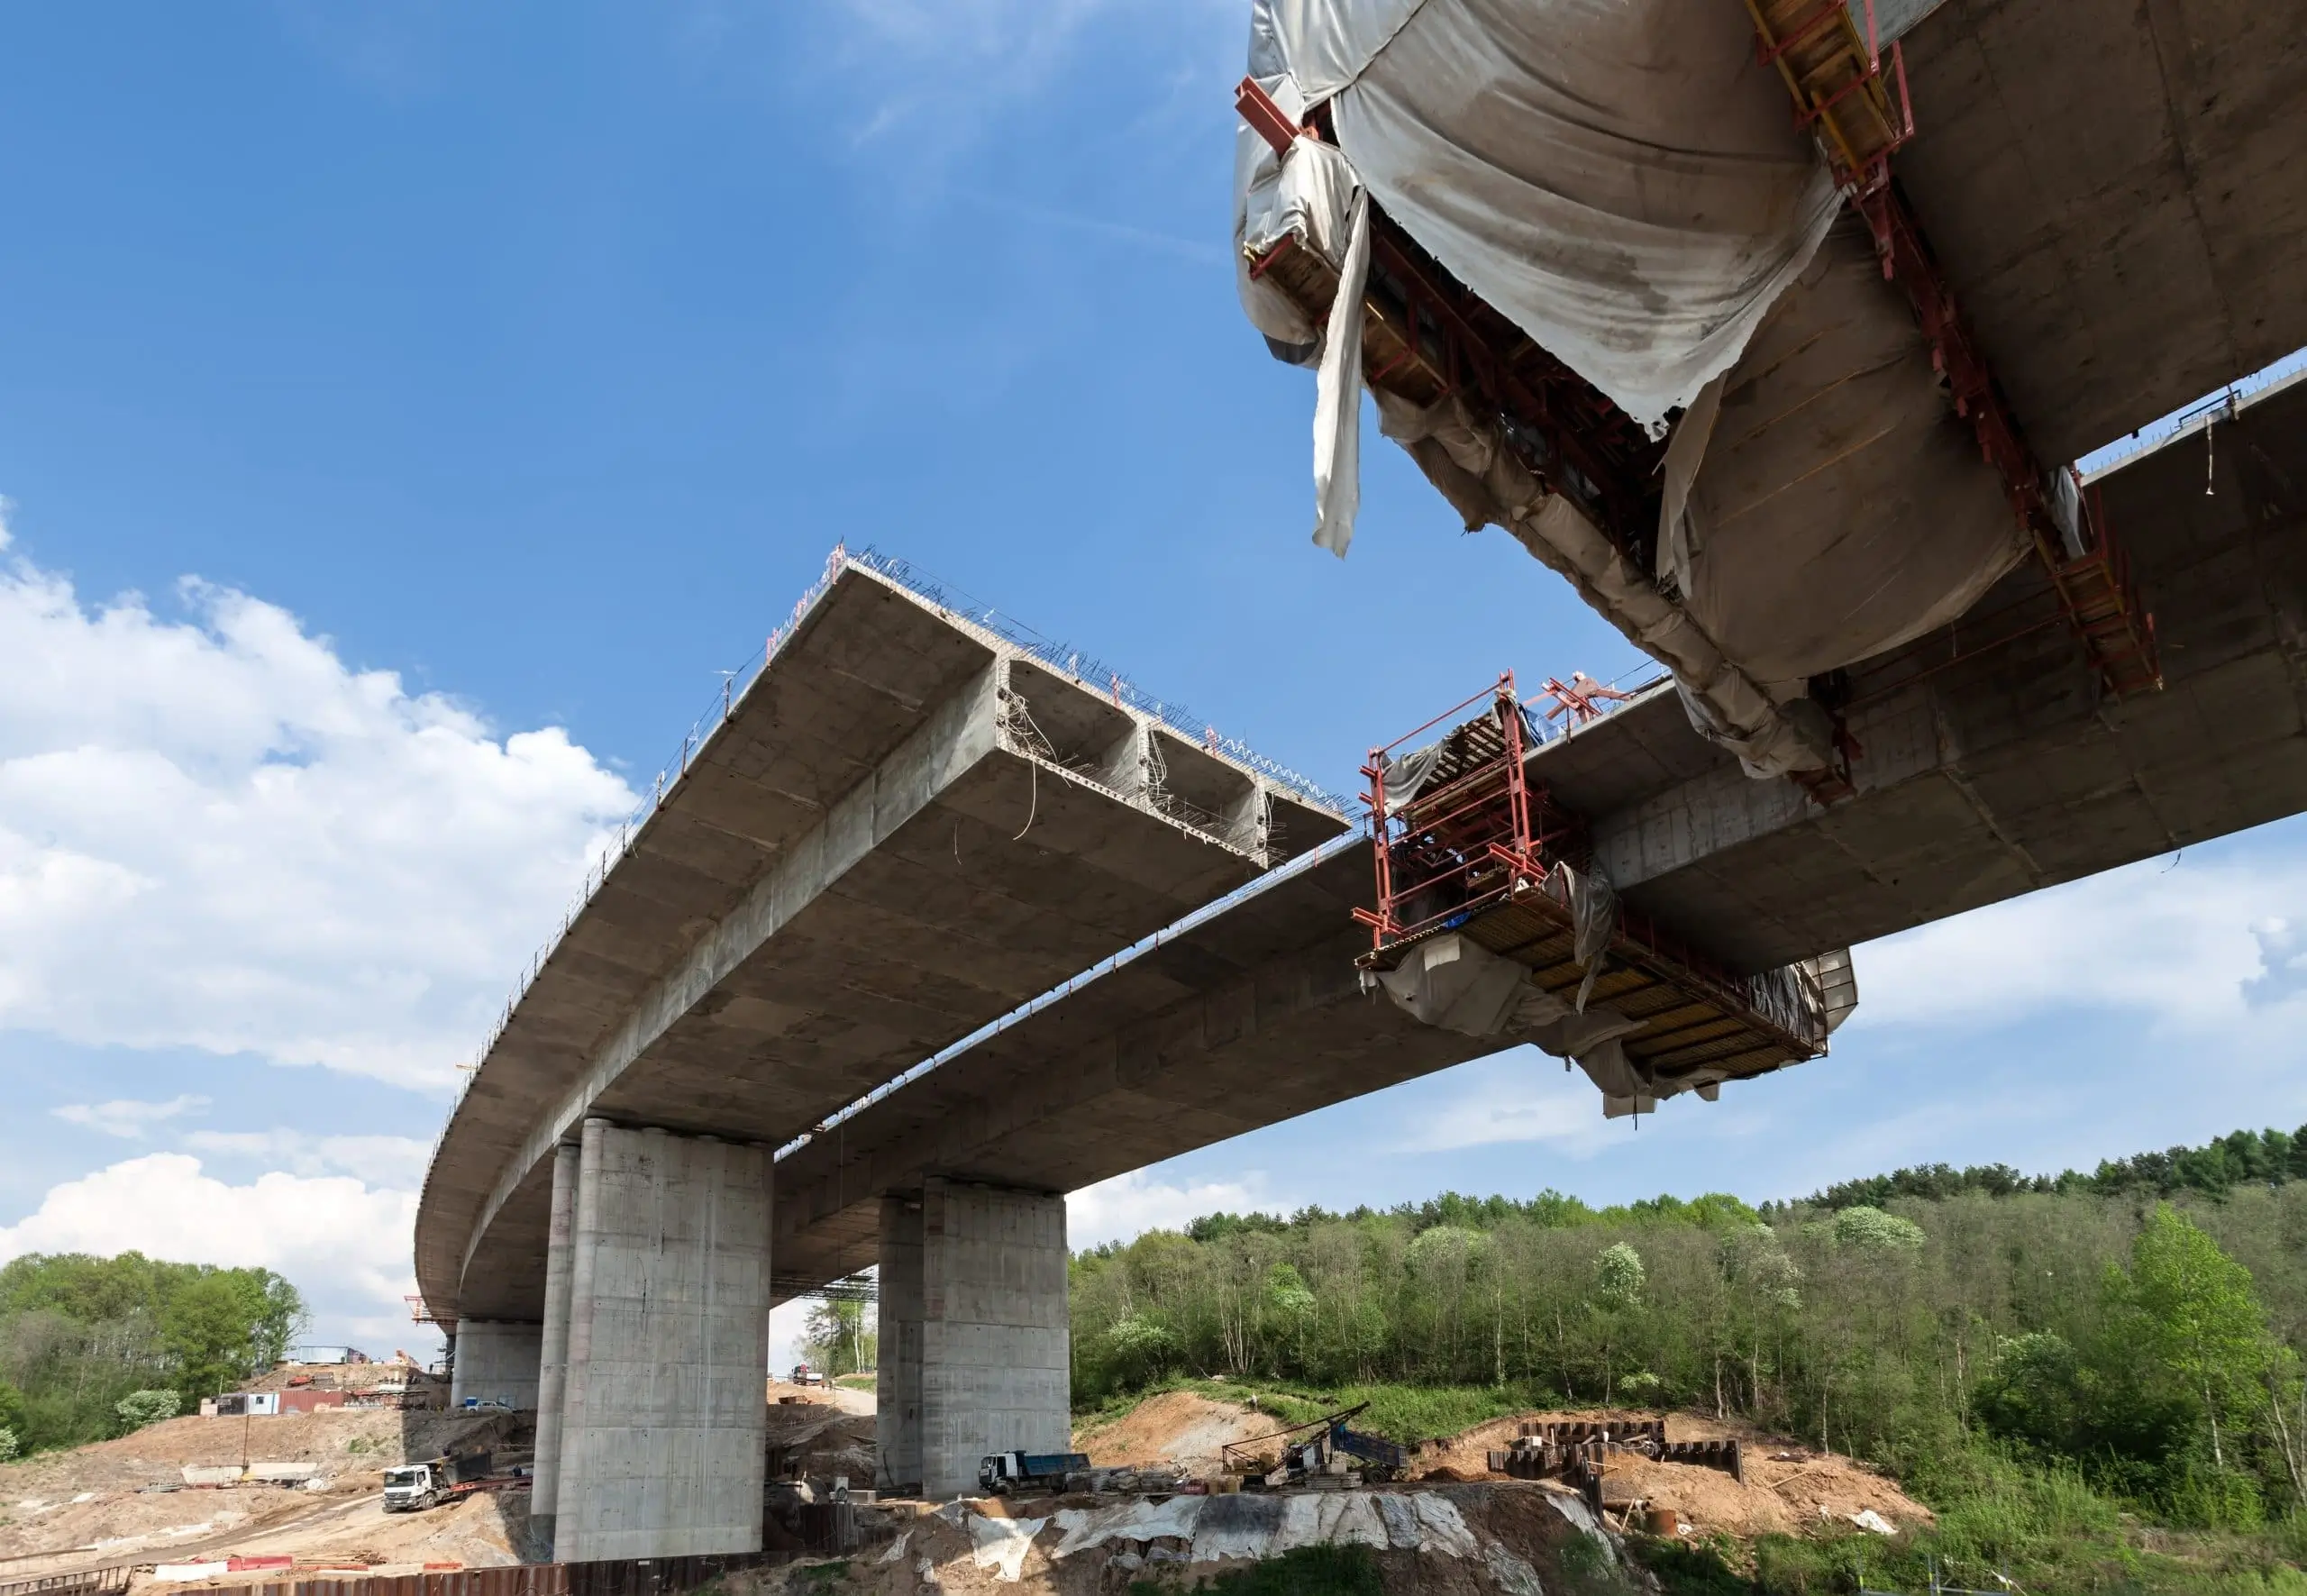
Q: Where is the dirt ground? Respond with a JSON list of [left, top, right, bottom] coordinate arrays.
[[1071, 1391, 1278, 1473], [0, 1408, 528, 1583], [1416, 1407, 1934, 1539], [1071, 1395, 1931, 1542], [766, 1379, 874, 1418], [740, 1481, 1594, 1596], [763, 1394, 876, 1492]]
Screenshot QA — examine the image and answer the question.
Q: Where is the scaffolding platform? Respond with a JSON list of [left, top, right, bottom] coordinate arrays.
[[1354, 678, 1837, 1106]]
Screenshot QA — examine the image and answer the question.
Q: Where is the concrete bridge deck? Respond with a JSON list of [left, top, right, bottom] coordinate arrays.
[[415, 559, 1345, 1328], [1895, 0, 2305, 467], [764, 364, 2307, 1300]]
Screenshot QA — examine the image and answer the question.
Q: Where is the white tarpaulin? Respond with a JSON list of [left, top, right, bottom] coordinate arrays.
[[1236, 0, 2019, 779], [1373, 932, 1659, 1117], [1240, 0, 1842, 433]]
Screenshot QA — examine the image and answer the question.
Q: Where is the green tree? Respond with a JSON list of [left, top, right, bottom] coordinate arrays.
[[1591, 1243, 1646, 1406], [1832, 1206, 1927, 1252], [114, 1389, 182, 1431], [2105, 1205, 2280, 1474], [800, 1297, 875, 1378], [160, 1271, 303, 1400]]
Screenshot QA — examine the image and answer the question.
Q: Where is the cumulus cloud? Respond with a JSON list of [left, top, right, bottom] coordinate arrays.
[[0, 539, 637, 1089], [0, 1154, 418, 1341], [53, 1093, 210, 1138], [1852, 849, 2307, 1032], [182, 1130, 430, 1188], [1067, 1168, 1281, 1248]]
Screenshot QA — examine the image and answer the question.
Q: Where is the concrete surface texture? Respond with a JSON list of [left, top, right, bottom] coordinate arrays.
[[1564, 369, 2307, 973], [1895, 0, 2306, 466], [873, 1195, 926, 1495], [877, 1179, 1071, 1499], [446, 1320, 542, 1411], [416, 560, 1345, 1328], [773, 842, 1492, 1294], [553, 1120, 774, 1561], [527, 1141, 580, 1540]]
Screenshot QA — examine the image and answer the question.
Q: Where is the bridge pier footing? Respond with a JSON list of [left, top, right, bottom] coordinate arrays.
[[552, 1118, 774, 1561], [876, 1178, 1070, 1499], [448, 1318, 542, 1410]]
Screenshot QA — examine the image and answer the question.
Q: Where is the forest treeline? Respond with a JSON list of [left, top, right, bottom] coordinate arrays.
[[1071, 1125, 2307, 1532], [1799, 1125, 2307, 1212], [0, 1252, 305, 1457]]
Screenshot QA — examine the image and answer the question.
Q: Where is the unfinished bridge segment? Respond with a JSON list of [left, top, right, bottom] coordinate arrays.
[[413, 555, 1345, 1548]]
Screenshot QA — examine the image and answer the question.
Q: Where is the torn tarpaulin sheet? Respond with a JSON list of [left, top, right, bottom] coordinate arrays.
[[1550, 861, 1617, 1012], [1374, 934, 1646, 1099], [1237, 0, 1842, 433]]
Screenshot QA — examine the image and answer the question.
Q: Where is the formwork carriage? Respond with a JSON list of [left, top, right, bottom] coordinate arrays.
[[1354, 677, 1831, 1100]]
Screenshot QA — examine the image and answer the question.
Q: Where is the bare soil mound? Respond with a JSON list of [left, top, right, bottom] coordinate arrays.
[[0, 1409, 525, 1580], [1071, 1391, 1273, 1471], [1416, 1408, 1932, 1539]]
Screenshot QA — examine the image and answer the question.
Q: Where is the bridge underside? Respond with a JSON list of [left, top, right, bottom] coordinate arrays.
[[1896, 0, 2307, 464], [768, 369, 2307, 1300]]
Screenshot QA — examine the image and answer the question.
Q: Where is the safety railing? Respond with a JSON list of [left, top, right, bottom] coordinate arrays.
[[427, 543, 1353, 1172]]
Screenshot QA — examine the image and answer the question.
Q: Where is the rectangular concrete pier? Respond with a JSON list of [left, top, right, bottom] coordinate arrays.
[[448, 1319, 542, 1410], [528, 1141, 581, 1543], [878, 1178, 1070, 1498], [554, 1120, 773, 1561]]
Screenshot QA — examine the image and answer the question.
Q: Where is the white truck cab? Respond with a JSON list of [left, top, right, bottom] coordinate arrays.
[[382, 1460, 447, 1512]]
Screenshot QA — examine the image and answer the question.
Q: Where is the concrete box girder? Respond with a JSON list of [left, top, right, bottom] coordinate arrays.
[[766, 380, 2307, 1301], [418, 561, 1346, 1325], [1898, 0, 2307, 461]]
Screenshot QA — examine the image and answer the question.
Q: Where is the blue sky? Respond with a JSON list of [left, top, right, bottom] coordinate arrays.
[[0, 3, 2300, 1362]]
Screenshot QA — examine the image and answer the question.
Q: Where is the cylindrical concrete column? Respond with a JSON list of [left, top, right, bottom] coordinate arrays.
[[529, 1139, 582, 1542]]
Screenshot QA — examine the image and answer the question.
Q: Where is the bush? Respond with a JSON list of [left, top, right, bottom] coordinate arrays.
[[114, 1390, 182, 1431], [0, 1427, 17, 1463]]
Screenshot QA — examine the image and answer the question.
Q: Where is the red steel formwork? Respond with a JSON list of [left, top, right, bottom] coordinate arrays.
[[1354, 677, 1829, 1090], [1739, 0, 2162, 701]]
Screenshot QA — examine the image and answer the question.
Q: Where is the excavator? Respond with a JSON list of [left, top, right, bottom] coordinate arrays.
[[1221, 1402, 1408, 1489]]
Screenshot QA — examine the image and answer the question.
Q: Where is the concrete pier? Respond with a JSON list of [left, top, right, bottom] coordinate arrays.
[[554, 1119, 773, 1562], [877, 1179, 1070, 1498], [528, 1142, 581, 1543], [448, 1319, 542, 1410]]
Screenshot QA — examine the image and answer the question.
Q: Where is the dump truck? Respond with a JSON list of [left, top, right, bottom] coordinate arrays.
[[978, 1450, 1091, 1496], [381, 1450, 515, 1512]]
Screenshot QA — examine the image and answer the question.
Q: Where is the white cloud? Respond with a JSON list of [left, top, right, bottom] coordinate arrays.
[[53, 1093, 210, 1138], [0, 1154, 418, 1339], [1852, 850, 2307, 1032], [1067, 1168, 1279, 1249], [768, 1300, 816, 1379], [0, 537, 637, 1089], [787, 0, 1236, 147], [1396, 1051, 1623, 1154], [182, 1130, 430, 1188]]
